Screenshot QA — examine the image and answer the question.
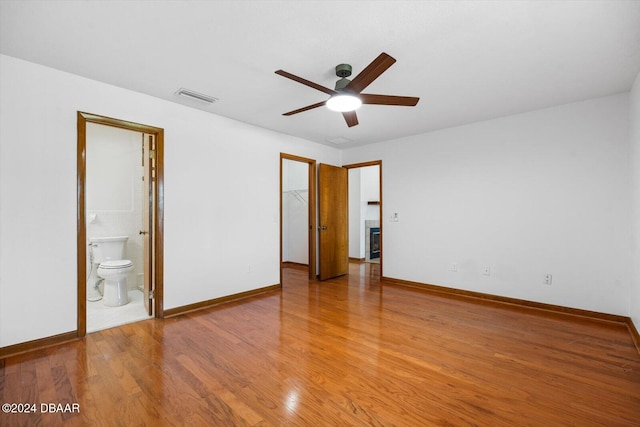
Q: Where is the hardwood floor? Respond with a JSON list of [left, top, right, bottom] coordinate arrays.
[[1, 263, 639, 426]]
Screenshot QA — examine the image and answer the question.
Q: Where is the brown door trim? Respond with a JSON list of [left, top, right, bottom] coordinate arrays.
[[343, 160, 383, 277], [77, 111, 165, 337], [280, 153, 317, 282]]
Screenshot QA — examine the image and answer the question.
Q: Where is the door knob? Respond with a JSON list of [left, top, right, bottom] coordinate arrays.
[[139, 230, 148, 235], [319, 226, 327, 230]]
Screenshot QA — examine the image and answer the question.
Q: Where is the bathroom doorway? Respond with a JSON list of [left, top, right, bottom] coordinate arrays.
[[344, 161, 382, 277], [77, 112, 164, 336], [280, 154, 316, 282]]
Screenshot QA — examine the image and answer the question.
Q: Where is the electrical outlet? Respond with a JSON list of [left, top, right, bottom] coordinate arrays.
[[451, 263, 458, 272], [483, 266, 491, 276], [544, 274, 552, 285]]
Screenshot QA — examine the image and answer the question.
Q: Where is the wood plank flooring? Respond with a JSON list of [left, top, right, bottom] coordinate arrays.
[[1, 263, 639, 426]]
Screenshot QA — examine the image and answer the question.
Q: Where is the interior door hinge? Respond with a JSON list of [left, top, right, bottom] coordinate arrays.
[[149, 289, 155, 299], [149, 150, 156, 159]]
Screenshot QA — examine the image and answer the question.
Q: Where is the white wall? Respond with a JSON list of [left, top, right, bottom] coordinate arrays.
[[0, 54, 340, 348], [348, 169, 363, 258], [361, 166, 380, 222], [630, 71, 640, 329], [343, 94, 632, 316]]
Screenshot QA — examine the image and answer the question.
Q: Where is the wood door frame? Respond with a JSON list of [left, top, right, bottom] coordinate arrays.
[[77, 111, 165, 337], [343, 160, 383, 277], [280, 153, 317, 282]]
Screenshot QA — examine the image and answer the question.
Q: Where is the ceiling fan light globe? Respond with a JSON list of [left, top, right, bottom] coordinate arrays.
[[326, 94, 362, 112]]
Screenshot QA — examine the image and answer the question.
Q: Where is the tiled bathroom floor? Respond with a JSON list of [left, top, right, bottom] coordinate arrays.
[[87, 289, 152, 333]]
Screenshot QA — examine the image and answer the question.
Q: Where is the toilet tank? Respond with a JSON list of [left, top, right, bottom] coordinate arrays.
[[89, 236, 128, 263]]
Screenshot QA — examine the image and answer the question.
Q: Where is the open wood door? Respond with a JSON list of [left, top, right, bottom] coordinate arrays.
[[318, 163, 348, 280], [142, 133, 155, 315]]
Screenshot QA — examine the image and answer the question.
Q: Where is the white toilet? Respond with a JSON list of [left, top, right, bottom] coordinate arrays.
[[89, 236, 133, 307]]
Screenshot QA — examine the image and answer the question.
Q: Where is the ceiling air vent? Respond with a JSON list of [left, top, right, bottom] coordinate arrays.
[[175, 88, 217, 104], [327, 137, 352, 145]]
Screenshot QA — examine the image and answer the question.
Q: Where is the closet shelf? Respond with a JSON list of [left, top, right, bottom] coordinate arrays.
[[284, 189, 309, 204]]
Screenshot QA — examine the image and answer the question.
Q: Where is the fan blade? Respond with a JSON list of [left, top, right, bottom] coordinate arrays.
[[360, 94, 420, 106], [283, 101, 327, 116], [275, 70, 337, 96], [342, 111, 359, 127], [346, 53, 396, 93]]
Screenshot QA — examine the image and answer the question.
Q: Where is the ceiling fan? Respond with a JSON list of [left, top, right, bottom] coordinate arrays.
[[275, 52, 419, 127]]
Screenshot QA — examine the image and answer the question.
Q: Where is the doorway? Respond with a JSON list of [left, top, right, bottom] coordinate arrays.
[[345, 161, 382, 277], [280, 154, 316, 282], [77, 112, 164, 337]]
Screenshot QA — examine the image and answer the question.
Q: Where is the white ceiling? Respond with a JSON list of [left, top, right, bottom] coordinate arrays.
[[1, 1, 639, 148]]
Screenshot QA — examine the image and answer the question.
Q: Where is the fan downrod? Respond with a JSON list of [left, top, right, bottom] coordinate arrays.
[[334, 64, 353, 91]]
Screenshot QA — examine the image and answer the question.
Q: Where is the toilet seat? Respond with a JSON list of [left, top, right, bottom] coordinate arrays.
[[99, 260, 133, 269]]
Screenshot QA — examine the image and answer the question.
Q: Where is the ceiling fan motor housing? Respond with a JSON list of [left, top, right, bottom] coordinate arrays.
[[335, 63, 352, 78], [334, 64, 353, 91]]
